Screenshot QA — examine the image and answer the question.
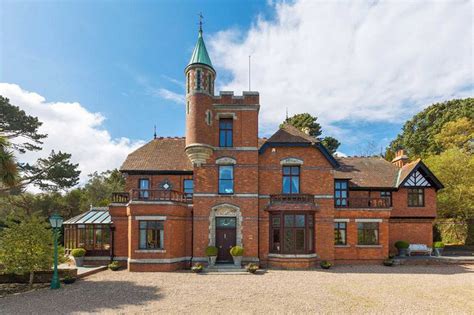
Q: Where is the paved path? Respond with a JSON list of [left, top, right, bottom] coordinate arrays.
[[1, 265, 473, 314]]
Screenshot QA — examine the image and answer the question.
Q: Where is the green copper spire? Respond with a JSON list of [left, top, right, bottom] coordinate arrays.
[[188, 25, 214, 69]]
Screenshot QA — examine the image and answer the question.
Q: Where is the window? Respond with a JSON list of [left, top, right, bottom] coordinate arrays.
[[270, 213, 314, 254], [139, 221, 164, 250], [218, 165, 234, 194], [334, 222, 347, 245], [206, 110, 212, 125], [282, 166, 300, 194], [357, 222, 379, 245], [186, 101, 190, 114], [196, 69, 201, 90], [183, 179, 193, 198], [208, 73, 212, 94], [187, 72, 190, 93], [408, 188, 424, 207], [139, 178, 150, 199], [219, 119, 233, 147], [335, 180, 348, 207], [380, 191, 392, 207], [66, 224, 110, 251]]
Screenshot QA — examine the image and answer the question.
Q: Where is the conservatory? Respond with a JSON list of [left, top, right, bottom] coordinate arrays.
[[63, 207, 113, 258]]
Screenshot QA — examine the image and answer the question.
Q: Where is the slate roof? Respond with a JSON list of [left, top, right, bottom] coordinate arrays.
[[265, 124, 319, 143], [335, 157, 400, 188], [64, 207, 112, 225], [120, 137, 193, 172]]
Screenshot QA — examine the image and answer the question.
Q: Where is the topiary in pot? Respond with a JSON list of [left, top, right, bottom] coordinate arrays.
[[205, 246, 218, 266], [246, 263, 259, 274], [191, 263, 204, 273], [433, 242, 445, 256], [71, 248, 86, 267], [320, 260, 332, 269], [394, 241, 409, 257], [108, 261, 120, 271], [230, 246, 244, 267]]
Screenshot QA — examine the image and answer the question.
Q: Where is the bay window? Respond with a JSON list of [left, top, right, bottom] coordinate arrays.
[[270, 212, 314, 254]]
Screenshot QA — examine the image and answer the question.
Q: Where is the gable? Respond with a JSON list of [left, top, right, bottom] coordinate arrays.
[[398, 161, 444, 190], [403, 170, 431, 187]]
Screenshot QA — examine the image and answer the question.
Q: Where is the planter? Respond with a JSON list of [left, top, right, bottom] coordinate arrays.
[[232, 255, 242, 267], [63, 277, 76, 284], [74, 256, 84, 267], [208, 256, 217, 267], [434, 248, 444, 257], [398, 248, 407, 257]]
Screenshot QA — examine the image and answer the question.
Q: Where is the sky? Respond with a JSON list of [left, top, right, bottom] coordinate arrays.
[[1, 0, 472, 185]]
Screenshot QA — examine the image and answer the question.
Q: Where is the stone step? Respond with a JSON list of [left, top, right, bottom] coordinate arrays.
[[206, 264, 247, 273]]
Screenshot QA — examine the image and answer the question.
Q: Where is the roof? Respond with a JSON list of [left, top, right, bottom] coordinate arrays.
[[64, 207, 112, 225], [120, 137, 192, 172], [335, 157, 400, 188], [188, 30, 213, 69], [265, 124, 319, 143]]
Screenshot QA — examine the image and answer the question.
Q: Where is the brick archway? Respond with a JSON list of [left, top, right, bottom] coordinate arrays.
[[209, 203, 242, 247]]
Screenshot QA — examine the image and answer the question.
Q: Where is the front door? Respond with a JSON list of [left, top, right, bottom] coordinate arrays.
[[215, 217, 236, 263]]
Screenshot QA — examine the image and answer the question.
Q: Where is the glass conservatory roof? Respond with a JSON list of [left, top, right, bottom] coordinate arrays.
[[63, 207, 112, 225]]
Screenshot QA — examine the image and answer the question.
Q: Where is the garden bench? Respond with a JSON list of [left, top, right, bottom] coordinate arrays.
[[407, 244, 432, 256]]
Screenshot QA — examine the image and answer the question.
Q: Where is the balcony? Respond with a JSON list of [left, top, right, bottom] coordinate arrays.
[[111, 189, 191, 204], [269, 194, 315, 205], [336, 197, 391, 209]]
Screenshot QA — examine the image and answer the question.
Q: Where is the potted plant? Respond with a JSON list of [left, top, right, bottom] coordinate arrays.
[[394, 241, 409, 257], [320, 260, 332, 269], [205, 246, 218, 266], [246, 263, 259, 274], [71, 248, 86, 267], [230, 246, 244, 267], [383, 258, 394, 266], [108, 261, 120, 271], [191, 263, 204, 273], [63, 275, 76, 284], [433, 242, 445, 256]]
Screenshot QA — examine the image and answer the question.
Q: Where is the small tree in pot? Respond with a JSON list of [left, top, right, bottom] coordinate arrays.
[[394, 241, 409, 257], [230, 246, 243, 267], [433, 242, 445, 256], [205, 246, 218, 266], [71, 248, 86, 267]]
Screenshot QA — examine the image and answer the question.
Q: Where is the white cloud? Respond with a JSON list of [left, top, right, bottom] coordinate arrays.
[[156, 88, 185, 104], [209, 0, 473, 136], [0, 83, 144, 186]]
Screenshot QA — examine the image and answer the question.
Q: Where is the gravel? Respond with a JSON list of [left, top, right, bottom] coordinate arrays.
[[1, 265, 473, 314]]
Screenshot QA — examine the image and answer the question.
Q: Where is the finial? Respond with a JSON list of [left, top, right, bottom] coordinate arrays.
[[198, 12, 204, 33], [153, 125, 157, 139]]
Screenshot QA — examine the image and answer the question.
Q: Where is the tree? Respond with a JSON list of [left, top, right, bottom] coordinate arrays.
[[281, 113, 341, 153], [281, 113, 322, 137], [425, 149, 474, 244], [321, 136, 341, 154], [0, 216, 54, 287], [388, 98, 474, 158], [0, 96, 80, 192], [434, 117, 474, 153], [0, 136, 18, 188]]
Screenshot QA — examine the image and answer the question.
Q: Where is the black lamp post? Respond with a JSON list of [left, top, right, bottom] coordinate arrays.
[[49, 213, 63, 289]]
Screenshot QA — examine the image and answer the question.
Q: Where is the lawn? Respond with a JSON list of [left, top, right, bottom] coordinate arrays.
[[1, 265, 473, 314]]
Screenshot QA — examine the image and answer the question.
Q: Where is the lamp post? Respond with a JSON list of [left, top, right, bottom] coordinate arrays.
[[49, 213, 63, 290]]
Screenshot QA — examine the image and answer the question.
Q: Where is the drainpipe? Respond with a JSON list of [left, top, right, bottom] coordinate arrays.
[[190, 208, 194, 267]]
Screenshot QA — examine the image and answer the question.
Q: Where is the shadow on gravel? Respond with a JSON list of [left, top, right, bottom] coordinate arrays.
[[0, 279, 161, 314], [319, 264, 473, 275]]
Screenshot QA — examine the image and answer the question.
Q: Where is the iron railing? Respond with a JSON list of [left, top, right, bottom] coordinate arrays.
[[270, 194, 315, 205], [111, 190, 191, 204], [335, 197, 391, 209]]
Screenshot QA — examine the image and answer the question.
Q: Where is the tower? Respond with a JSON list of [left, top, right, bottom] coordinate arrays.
[[184, 21, 216, 166]]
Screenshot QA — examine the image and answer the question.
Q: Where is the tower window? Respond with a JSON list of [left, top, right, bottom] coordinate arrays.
[[187, 72, 190, 94], [196, 69, 201, 90], [186, 101, 190, 114], [208, 73, 212, 94], [219, 118, 233, 147]]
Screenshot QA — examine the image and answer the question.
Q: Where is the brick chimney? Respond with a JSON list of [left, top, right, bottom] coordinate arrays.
[[391, 149, 409, 168]]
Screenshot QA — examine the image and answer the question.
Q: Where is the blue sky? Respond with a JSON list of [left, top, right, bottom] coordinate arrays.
[[1, 0, 472, 183]]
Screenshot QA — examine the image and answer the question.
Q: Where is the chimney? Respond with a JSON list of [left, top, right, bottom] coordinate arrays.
[[391, 149, 409, 168]]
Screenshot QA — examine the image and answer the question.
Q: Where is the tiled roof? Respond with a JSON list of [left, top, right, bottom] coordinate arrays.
[[396, 159, 420, 186], [265, 124, 319, 143], [64, 207, 112, 225], [120, 137, 192, 172], [335, 156, 400, 188]]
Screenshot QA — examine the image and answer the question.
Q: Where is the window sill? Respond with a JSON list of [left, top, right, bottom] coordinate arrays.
[[335, 245, 350, 248], [135, 249, 166, 253], [356, 245, 382, 248], [268, 253, 318, 259]]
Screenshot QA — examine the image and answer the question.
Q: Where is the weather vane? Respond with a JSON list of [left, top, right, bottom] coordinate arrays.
[[198, 12, 204, 32]]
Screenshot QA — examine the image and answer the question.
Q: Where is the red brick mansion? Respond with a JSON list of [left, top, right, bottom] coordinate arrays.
[[64, 28, 443, 271]]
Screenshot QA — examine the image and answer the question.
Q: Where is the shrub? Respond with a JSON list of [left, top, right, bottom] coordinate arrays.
[[433, 241, 445, 248], [246, 263, 259, 274], [63, 275, 76, 284], [108, 261, 120, 271], [320, 260, 332, 269], [383, 259, 394, 266], [205, 246, 218, 257], [394, 241, 409, 249], [230, 246, 244, 256], [191, 263, 204, 273], [71, 248, 86, 257], [388, 253, 395, 259]]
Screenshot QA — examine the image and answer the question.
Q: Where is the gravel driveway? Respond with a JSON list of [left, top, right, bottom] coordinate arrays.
[[1, 265, 473, 314]]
